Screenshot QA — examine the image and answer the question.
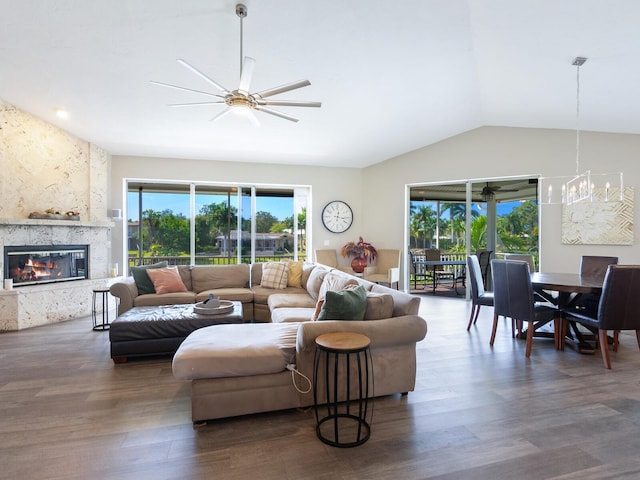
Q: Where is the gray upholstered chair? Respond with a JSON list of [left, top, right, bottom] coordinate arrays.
[[573, 255, 619, 315], [490, 259, 561, 358], [580, 255, 619, 280], [563, 265, 640, 369], [466, 255, 494, 331], [364, 249, 400, 289]]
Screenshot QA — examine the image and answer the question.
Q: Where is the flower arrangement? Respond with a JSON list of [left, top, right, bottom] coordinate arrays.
[[341, 236, 377, 262]]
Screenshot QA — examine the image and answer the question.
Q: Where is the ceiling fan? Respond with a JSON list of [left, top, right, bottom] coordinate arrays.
[[151, 3, 321, 125], [477, 182, 519, 198]]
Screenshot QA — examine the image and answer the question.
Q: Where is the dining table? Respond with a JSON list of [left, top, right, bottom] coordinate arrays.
[[414, 260, 466, 295], [530, 272, 604, 353]]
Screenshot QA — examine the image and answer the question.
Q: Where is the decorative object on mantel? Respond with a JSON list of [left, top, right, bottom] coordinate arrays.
[[29, 208, 80, 221], [341, 237, 377, 274], [540, 57, 624, 205]]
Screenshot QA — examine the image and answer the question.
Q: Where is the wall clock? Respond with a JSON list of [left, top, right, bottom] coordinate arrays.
[[321, 200, 353, 233]]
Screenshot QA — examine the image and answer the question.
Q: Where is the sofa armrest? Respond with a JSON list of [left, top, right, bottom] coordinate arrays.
[[296, 315, 427, 353], [109, 277, 138, 315]]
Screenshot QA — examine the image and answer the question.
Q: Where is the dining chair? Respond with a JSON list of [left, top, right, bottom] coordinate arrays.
[[364, 249, 400, 289], [573, 255, 619, 315], [562, 265, 640, 369], [425, 248, 454, 288], [466, 255, 494, 330], [580, 256, 619, 280], [504, 253, 535, 272], [490, 259, 561, 357]]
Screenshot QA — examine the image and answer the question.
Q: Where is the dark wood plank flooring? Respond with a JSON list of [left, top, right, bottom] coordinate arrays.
[[2, 296, 640, 479]]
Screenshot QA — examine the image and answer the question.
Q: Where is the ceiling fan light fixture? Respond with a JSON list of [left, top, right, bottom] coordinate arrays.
[[151, 3, 321, 124]]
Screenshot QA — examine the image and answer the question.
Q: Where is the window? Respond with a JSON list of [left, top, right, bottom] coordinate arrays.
[[126, 181, 309, 271]]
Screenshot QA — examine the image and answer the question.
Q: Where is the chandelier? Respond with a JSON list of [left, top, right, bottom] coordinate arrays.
[[541, 57, 624, 205]]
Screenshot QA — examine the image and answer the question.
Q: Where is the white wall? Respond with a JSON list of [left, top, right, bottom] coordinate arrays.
[[110, 155, 363, 269], [110, 126, 640, 286], [363, 126, 640, 278]]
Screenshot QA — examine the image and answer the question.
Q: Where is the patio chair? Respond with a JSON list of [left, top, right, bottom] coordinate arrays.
[[562, 265, 640, 369], [364, 249, 400, 289], [490, 259, 561, 357], [466, 255, 494, 330], [409, 250, 429, 289], [475, 249, 493, 287], [425, 248, 454, 288]]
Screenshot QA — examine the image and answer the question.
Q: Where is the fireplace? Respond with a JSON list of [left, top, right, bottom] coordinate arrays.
[[4, 245, 89, 287]]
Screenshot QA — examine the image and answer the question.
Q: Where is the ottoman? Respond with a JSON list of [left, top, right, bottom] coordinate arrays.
[[109, 302, 244, 363]]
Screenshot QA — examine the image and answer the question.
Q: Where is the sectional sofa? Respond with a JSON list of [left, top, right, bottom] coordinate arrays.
[[109, 261, 427, 423]]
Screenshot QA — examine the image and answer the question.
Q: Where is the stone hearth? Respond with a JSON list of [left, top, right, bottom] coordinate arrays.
[[0, 218, 114, 331]]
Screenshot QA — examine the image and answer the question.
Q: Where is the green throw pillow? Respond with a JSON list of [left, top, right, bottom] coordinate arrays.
[[317, 285, 367, 321], [131, 261, 169, 295]]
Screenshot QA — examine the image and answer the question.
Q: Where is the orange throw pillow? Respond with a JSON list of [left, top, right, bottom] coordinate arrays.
[[146, 266, 188, 294]]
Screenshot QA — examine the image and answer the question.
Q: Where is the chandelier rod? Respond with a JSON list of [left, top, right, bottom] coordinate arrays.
[[572, 56, 587, 176]]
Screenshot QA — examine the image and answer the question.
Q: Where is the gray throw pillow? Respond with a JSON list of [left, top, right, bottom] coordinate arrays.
[[131, 261, 168, 295]]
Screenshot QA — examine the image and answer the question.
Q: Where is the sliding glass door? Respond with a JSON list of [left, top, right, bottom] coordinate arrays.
[[126, 181, 309, 272]]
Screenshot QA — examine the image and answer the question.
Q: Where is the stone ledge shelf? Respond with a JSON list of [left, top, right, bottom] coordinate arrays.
[[0, 218, 114, 228]]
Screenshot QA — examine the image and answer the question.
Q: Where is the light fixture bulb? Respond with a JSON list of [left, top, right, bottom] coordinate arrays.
[[55, 109, 69, 119]]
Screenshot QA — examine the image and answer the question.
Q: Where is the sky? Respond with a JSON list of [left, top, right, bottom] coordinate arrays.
[[126, 192, 293, 222]]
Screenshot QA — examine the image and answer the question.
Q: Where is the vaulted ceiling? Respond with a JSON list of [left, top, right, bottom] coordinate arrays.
[[2, 0, 640, 168]]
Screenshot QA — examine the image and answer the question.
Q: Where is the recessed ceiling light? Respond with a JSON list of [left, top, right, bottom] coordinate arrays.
[[55, 109, 69, 119]]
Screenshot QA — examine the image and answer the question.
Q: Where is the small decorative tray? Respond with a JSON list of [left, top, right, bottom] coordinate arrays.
[[193, 300, 234, 315]]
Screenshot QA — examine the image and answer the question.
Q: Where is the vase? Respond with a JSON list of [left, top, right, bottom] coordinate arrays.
[[351, 256, 367, 274]]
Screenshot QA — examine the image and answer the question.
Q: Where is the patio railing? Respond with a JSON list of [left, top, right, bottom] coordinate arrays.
[[127, 254, 307, 272]]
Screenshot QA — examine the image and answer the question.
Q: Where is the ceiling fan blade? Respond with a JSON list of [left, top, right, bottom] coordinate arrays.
[[177, 59, 230, 94], [254, 79, 311, 99], [255, 106, 299, 122], [168, 101, 226, 107], [246, 109, 260, 126], [238, 56, 255, 95], [210, 108, 233, 122], [257, 100, 321, 108], [150, 81, 225, 99]]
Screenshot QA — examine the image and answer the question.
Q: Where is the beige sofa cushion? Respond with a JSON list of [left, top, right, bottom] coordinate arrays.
[[191, 264, 249, 292], [133, 291, 197, 307], [271, 307, 316, 323], [172, 323, 299, 379], [364, 292, 394, 320], [306, 266, 328, 301], [196, 288, 254, 303], [318, 272, 358, 300], [268, 293, 316, 310]]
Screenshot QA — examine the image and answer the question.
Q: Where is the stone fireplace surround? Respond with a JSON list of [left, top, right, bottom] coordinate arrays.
[[0, 219, 114, 331]]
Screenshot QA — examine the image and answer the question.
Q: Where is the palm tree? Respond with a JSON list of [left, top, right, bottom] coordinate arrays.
[[410, 204, 437, 249]]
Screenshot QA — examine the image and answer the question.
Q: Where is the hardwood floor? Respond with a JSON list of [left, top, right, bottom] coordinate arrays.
[[3, 296, 640, 479]]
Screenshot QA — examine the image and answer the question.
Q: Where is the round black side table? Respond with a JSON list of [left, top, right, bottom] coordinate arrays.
[[92, 287, 111, 331], [313, 332, 373, 447]]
